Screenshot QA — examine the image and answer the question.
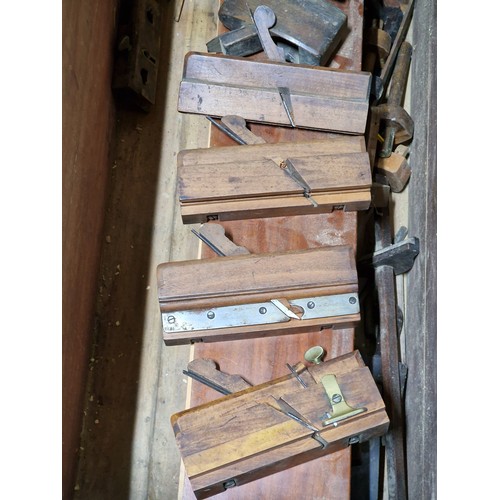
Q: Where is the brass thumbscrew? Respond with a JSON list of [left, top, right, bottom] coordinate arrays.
[[304, 346, 325, 364]]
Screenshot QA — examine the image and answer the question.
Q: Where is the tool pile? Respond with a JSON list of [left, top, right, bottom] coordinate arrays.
[[156, 0, 418, 498]]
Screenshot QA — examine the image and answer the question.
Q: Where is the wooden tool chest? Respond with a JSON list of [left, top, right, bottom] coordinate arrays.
[[62, 0, 437, 499]]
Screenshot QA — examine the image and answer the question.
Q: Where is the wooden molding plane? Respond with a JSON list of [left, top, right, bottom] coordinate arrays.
[[177, 52, 372, 134], [177, 137, 372, 223], [157, 245, 360, 345], [206, 0, 347, 66], [171, 350, 389, 499]]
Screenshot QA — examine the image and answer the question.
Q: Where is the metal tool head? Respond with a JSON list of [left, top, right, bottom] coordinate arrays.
[[282, 159, 319, 209], [206, 116, 247, 145], [270, 298, 301, 320], [277, 87, 296, 127], [286, 363, 308, 388], [272, 396, 316, 430]]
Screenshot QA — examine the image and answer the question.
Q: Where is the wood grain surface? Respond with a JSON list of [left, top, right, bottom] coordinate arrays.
[[62, 0, 117, 496], [177, 145, 372, 222], [181, 1, 365, 498], [174, 352, 388, 499], [158, 246, 360, 344], [179, 52, 371, 133], [406, 0, 437, 497]]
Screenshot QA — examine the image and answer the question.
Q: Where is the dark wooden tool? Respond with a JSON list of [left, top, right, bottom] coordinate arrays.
[[177, 135, 372, 223], [157, 244, 360, 345], [378, 0, 415, 101], [112, 0, 161, 111], [359, 234, 419, 276], [177, 52, 372, 134], [172, 350, 389, 499], [379, 41, 413, 157], [206, 0, 347, 66], [374, 211, 414, 500]]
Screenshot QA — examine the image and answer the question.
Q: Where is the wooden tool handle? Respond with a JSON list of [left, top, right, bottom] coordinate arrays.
[[199, 223, 251, 256], [186, 358, 253, 394], [252, 5, 286, 62], [221, 115, 266, 145]]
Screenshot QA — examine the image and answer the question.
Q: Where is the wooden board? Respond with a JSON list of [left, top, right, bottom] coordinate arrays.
[[406, 0, 437, 497], [178, 52, 371, 133], [62, 0, 118, 496], [177, 141, 372, 222], [174, 351, 388, 499], [157, 246, 360, 344], [182, 1, 365, 498]]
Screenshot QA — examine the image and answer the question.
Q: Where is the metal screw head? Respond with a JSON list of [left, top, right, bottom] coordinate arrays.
[[259, 307, 267, 314], [331, 393, 342, 404], [167, 315, 176, 324], [223, 479, 237, 489], [207, 311, 215, 319], [307, 301, 315, 309], [349, 296, 357, 304]]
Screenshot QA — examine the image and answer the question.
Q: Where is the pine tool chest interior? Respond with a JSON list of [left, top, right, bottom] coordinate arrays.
[[62, 0, 436, 499]]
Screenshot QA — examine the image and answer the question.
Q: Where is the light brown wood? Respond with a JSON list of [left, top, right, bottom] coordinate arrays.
[[181, 191, 372, 223], [220, 115, 267, 145], [173, 351, 389, 499], [179, 136, 365, 165], [198, 223, 251, 256], [179, 153, 371, 200], [157, 246, 359, 344], [178, 52, 371, 133], [186, 359, 253, 393], [178, 145, 372, 222], [376, 152, 411, 192]]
